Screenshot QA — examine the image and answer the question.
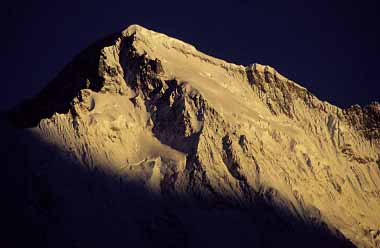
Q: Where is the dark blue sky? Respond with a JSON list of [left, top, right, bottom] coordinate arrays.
[[1, 0, 379, 109]]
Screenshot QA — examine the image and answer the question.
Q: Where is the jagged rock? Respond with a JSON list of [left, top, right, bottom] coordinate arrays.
[[3, 24, 380, 248]]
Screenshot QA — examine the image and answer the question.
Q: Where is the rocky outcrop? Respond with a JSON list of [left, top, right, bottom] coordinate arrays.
[[345, 102, 380, 142], [5, 24, 380, 248]]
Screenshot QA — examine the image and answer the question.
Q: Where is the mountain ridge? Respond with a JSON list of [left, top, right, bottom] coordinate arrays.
[[5, 24, 380, 247]]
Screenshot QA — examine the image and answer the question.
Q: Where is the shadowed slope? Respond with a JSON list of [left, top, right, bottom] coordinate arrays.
[[1, 115, 355, 248], [4, 25, 380, 247], [8, 34, 119, 128]]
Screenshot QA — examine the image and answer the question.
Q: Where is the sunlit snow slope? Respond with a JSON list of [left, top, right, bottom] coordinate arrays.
[[6, 25, 380, 248]]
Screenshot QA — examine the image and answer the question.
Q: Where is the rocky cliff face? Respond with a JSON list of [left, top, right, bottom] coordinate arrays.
[[4, 25, 380, 248]]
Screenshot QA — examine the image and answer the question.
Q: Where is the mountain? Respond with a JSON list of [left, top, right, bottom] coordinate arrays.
[[2, 24, 380, 248]]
